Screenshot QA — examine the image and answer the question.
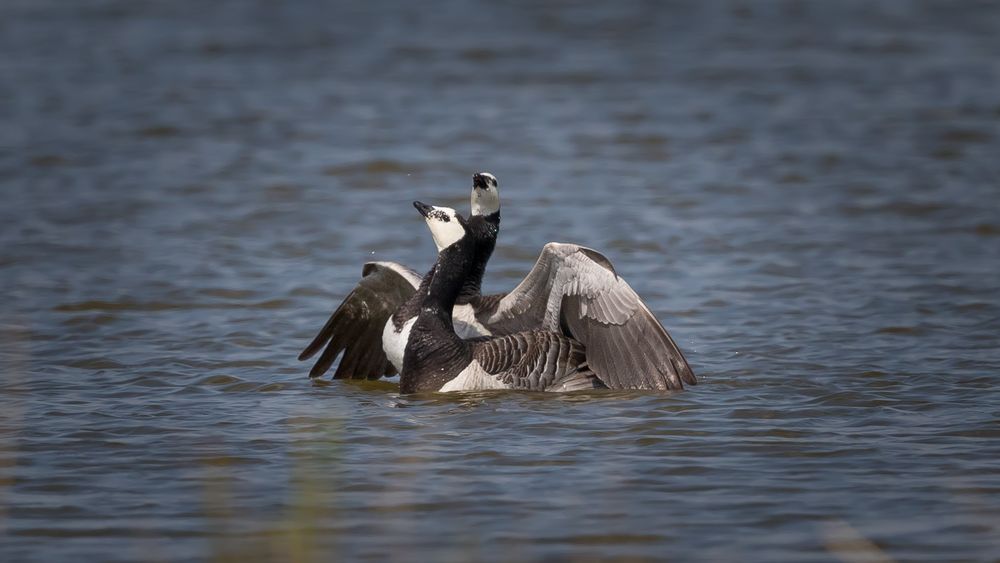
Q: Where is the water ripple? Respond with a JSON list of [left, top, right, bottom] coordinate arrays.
[[2, 1, 1000, 562]]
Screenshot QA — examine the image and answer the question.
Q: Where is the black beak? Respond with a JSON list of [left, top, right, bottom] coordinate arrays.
[[473, 173, 489, 190], [413, 201, 433, 218]]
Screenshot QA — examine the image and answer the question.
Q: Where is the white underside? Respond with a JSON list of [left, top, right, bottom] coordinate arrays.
[[439, 359, 510, 392], [384, 306, 491, 373], [383, 317, 416, 373]]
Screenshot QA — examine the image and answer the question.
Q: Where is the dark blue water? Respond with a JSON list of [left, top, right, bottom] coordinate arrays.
[[2, 1, 999, 561]]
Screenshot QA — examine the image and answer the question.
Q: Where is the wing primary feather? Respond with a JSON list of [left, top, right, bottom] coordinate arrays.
[[298, 302, 350, 362], [299, 262, 418, 379]]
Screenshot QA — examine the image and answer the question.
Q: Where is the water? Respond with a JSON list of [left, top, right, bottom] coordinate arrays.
[[2, 0, 1000, 560]]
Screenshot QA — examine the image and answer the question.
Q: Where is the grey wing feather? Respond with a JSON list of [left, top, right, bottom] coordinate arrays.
[[486, 243, 695, 390], [471, 332, 602, 392], [298, 261, 420, 379]]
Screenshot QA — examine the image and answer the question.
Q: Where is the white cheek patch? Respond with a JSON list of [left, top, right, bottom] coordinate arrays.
[[423, 207, 465, 251], [471, 187, 500, 216]]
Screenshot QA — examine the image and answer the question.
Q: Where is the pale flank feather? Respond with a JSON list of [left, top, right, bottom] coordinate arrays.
[[469, 331, 603, 392]]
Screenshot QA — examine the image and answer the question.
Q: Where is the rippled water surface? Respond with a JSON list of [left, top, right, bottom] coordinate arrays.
[[3, 0, 1000, 561]]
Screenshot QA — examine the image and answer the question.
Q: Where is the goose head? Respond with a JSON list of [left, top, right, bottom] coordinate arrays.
[[470, 172, 500, 220], [413, 201, 469, 253]]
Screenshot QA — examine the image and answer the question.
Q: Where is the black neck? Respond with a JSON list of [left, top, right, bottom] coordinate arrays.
[[456, 211, 499, 300], [400, 238, 475, 392], [401, 217, 492, 393], [422, 240, 476, 330], [415, 262, 437, 295]]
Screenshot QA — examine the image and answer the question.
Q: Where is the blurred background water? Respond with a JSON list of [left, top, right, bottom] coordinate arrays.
[[2, 0, 999, 561]]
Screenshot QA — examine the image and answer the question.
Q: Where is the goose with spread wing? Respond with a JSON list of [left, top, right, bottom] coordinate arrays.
[[298, 172, 501, 379], [402, 202, 602, 393], [300, 174, 694, 390], [401, 202, 695, 392]]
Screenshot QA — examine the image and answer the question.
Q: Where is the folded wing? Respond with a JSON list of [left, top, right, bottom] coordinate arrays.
[[298, 261, 420, 379], [485, 243, 695, 390]]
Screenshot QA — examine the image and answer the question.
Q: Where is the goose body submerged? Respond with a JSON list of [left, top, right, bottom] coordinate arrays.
[[299, 174, 695, 391]]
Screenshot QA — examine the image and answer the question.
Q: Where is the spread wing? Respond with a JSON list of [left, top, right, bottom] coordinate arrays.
[[485, 243, 695, 390], [470, 331, 602, 392], [298, 261, 420, 379]]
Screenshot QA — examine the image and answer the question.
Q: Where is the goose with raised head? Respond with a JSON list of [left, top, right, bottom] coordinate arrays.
[[298, 172, 501, 379], [300, 173, 695, 390], [402, 202, 603, 393], [402, 202, 694, 392]]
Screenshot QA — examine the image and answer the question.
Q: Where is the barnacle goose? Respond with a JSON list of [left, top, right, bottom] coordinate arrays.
[[400, 202, 695, 392]]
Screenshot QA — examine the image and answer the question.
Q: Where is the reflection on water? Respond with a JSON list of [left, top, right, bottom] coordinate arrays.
[[2, 0, 1000, 561]]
